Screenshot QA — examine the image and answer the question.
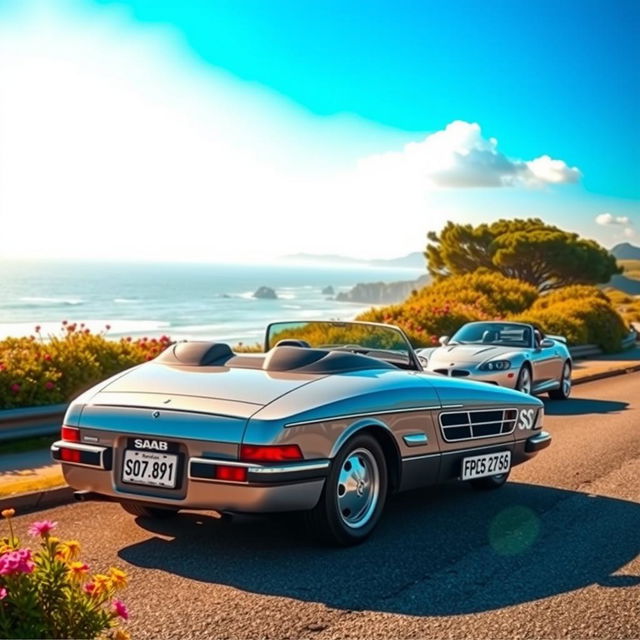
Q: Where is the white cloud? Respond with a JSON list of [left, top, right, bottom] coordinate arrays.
[[595, 213, 631, 226], [595, 213, 635, 240], [357, 121, 581, 189], [0, 2, 584, 263]]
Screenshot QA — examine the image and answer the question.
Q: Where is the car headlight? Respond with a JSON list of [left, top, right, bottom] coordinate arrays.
[[479, 360, 512, 371]]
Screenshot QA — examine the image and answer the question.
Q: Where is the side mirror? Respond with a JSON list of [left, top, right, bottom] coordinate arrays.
[[540, 338, 554, 348], [439, 335, 449, 346]]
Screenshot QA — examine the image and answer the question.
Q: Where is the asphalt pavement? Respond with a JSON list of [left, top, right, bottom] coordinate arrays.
[[5, 372, 640, 639]]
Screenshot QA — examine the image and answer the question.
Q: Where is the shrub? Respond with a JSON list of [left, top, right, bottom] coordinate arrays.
[[528, 285, 609, 310], [0, 509, 130, 640], [357, 272, 538, 347], [0, 324, 172, 410], [515, 297, 628, 352]]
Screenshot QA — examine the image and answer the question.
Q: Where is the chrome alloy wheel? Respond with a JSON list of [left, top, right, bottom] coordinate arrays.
[[562, 363, 572, 397], [336, 448, 380, 529], [518, 366, 532, 395]]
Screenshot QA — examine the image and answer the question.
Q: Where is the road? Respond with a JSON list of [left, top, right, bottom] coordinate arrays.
[[7, 372, 640, 639]]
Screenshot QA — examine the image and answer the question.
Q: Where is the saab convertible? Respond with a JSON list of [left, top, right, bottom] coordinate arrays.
[[52, 320, 551, 545]]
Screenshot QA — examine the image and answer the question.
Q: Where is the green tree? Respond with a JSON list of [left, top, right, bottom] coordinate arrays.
[[425, 218, 621, 291]]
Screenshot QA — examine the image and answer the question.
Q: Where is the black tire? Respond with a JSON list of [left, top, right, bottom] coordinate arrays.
[[304, 433, 388, 546], [469, 469, 510, 491], [548, 360, 572, 400], [120, 501, 179, 518], [515, 364, 533, 395]]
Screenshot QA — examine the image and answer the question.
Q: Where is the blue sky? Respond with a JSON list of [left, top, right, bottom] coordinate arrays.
[[0, 0, 638, 260]]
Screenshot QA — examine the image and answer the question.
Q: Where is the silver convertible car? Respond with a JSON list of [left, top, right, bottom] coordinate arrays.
[[418, 321, 572, 399], [52, 321, 551, 545]]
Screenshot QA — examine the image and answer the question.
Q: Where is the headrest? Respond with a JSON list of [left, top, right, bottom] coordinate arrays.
[[156, 342, 233, 366], [274, 339, 311, 348]]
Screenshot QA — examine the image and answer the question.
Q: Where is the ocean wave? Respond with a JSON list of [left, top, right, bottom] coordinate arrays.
[[19, 296, 84, 306], [113, 298, 139, 304]]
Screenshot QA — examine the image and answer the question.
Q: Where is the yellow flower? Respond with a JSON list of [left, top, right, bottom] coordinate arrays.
[[58, 539, 81, 562], [0, 543, 13, 554], [113, 629, 131, 640], [1, 509, 15, 519], [68, 561, 90, 581], [92, 574, 112, 596], [108, 567, 128, 590]]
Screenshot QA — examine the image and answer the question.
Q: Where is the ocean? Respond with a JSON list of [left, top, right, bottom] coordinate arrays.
[[1, 260, 424, 347]]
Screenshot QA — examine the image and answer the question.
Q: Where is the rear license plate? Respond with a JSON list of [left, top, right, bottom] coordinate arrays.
[[461, 451, 511, 480], [122, 450, 179, 488]]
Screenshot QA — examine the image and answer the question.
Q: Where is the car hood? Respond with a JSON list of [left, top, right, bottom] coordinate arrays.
[[427, 344, 522, 367]]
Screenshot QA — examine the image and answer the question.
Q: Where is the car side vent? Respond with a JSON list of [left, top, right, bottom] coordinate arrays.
[[439, 408, 517, 442]]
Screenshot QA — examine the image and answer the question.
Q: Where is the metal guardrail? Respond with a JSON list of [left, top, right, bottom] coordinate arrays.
[[0, 404, 67, 443], [568, 330, 638, 359]]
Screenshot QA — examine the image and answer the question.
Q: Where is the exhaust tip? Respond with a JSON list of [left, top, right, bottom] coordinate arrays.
[[73, 490, 113, 503]]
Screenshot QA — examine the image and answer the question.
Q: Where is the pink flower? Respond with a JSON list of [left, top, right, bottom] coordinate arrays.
[[0, 549, 35, 575], [0, 587, 7, 600], [10, 383, 20, 394], [84, 582, 96, 595], [112, 599, 129, 620], [28, 520, 57, 537], [44, 381, 55, 391]]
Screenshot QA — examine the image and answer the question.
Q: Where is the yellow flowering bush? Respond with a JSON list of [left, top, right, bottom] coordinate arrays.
[[358, 272, 539, 347], [0, 509, 130, 639], [356, 272, 628, 351], [0, 323, 172, 410]]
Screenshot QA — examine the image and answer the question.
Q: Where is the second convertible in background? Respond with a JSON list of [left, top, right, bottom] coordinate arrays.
[[418, 321, 572, 398]]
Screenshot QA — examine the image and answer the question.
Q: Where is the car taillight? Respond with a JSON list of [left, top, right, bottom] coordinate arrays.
[[61, 426, 80, 442], [214, 465, 248, 482], [240, 444, 303, 462], [60, 448, 81, 463]]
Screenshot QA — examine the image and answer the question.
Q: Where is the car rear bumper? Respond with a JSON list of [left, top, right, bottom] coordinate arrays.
[[53, 440, 328, 513]]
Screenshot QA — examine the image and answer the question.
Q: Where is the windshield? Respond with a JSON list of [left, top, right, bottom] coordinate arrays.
[[450, 322, 533, 348], [265, 321, 416, 366]]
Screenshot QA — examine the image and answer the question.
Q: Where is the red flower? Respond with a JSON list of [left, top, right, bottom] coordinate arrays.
[[62, 320, 68, 326], [43, 354, 51, 361], [44, 381, 55, 391], [84, 328, 91, 334], [10, 383, 20, 393]]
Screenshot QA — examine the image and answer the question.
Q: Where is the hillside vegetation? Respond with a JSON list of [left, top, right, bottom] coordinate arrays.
[[359, 220, 632, 352], [357, 273, 628, 351]]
